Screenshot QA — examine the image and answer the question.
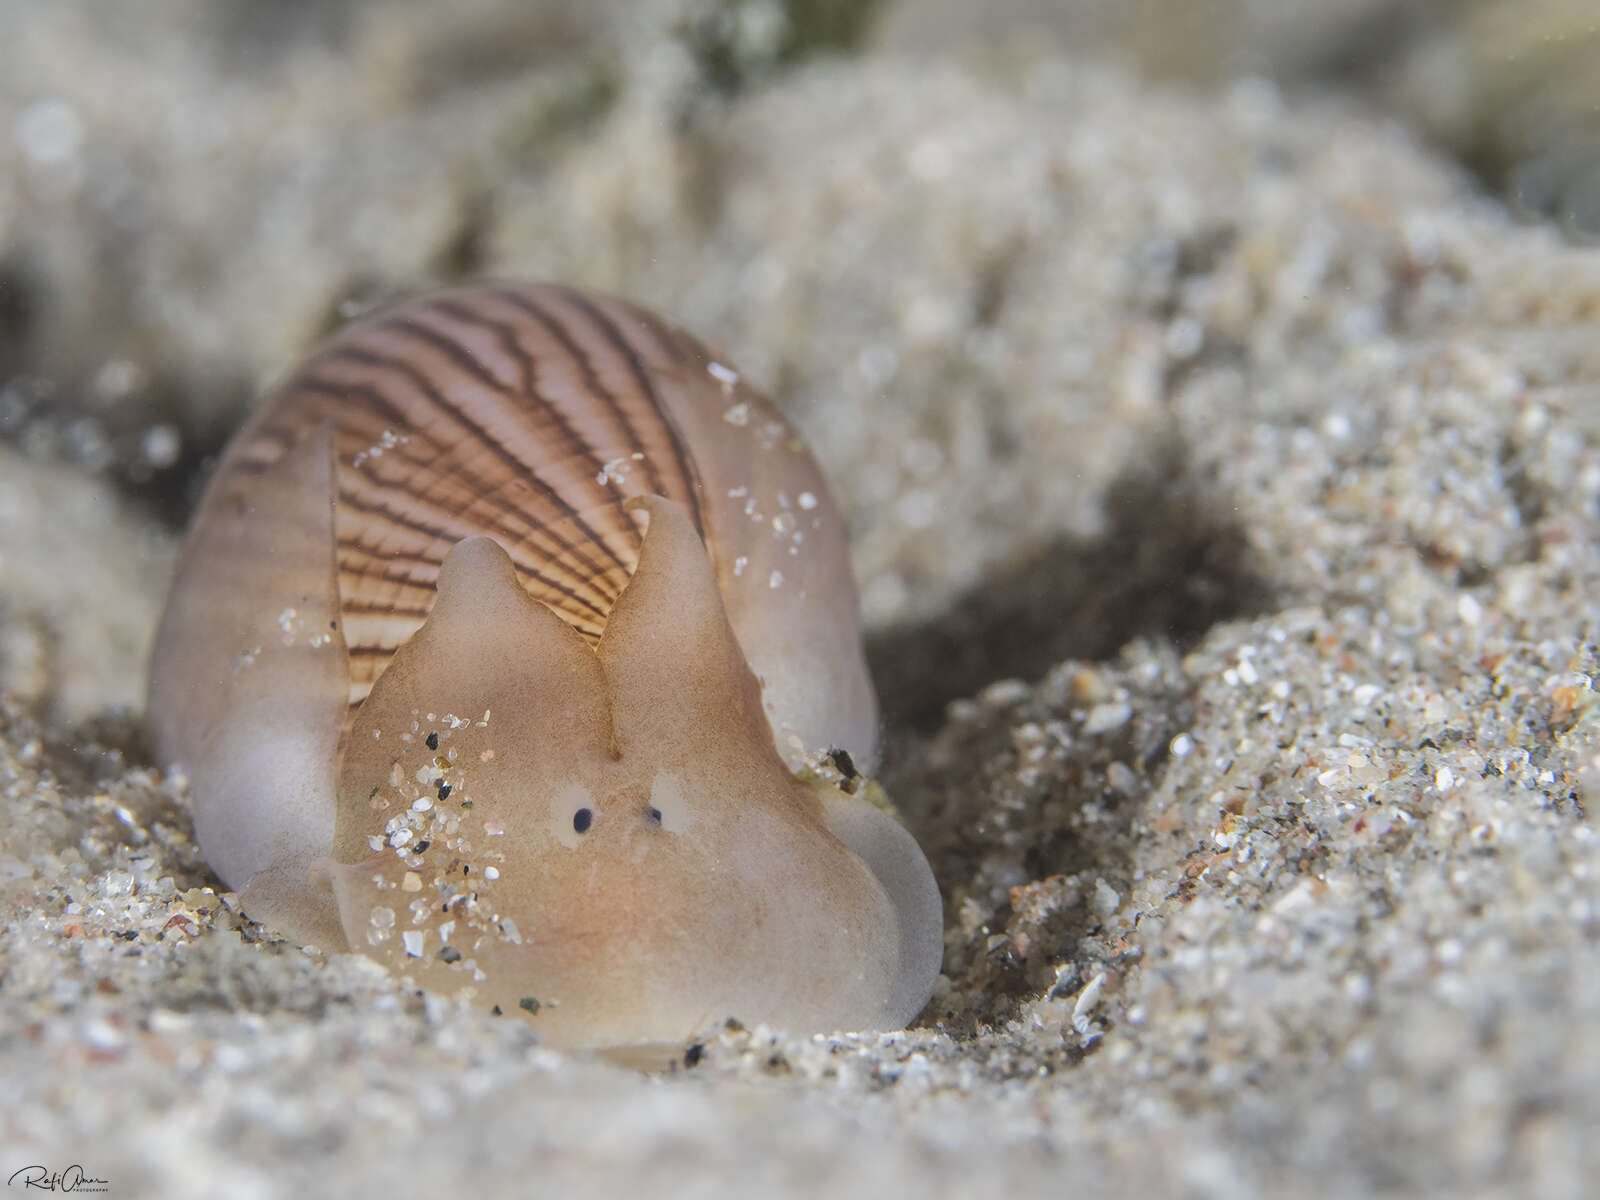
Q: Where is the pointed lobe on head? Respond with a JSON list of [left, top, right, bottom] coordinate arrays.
[[599, 496, 780, 779], [324, 510, 920, 1047]]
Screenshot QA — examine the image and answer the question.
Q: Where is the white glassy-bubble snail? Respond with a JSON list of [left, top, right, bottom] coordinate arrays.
[[147, 282, 943, 1051]]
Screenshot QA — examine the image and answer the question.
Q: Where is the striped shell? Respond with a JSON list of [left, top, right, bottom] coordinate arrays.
[[148, 283, 942, 1050]]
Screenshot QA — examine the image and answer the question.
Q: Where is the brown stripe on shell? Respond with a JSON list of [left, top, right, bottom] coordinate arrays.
[[434, 292, 647, 498], [323, 342, 633, 580], [546, 287, 708, 542], [287, 374, 621, 605], [227, 283, 725, 709]]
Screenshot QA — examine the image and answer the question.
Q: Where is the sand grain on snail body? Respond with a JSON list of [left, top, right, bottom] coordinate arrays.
[[148, 282, 942, 1050]]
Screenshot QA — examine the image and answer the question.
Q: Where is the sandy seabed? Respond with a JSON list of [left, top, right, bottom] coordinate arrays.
[[3, 3, 1599, 1197]]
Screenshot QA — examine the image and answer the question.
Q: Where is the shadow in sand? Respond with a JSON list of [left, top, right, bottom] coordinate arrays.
[[866, 440, 1274, 732]]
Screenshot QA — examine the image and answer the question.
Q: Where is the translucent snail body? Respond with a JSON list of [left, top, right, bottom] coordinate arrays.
[[148, 283, 942, 1050]]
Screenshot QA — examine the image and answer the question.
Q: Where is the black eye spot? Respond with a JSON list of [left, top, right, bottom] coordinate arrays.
[[647, 806, 662, 823], [573, 807, 593, 834]]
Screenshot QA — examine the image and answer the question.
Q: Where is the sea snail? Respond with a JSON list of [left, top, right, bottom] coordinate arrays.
[[148, 282, 942, 1050]]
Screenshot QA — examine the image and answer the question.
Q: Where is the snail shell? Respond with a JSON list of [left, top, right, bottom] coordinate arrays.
[[147, 283, 942, 1049]]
